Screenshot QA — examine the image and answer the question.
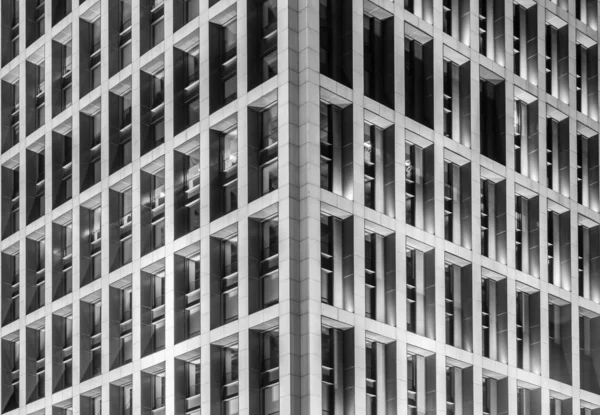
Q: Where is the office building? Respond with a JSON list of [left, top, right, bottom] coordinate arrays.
[[1, 0, 600, 413]]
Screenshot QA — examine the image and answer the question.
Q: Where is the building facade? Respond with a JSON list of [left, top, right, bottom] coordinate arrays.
[[0, 0, 600, 413]]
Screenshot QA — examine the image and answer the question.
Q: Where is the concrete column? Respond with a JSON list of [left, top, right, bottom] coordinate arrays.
[[582, 135, 590, 206], [486, 1, 494, 58], [333, 329, 344, 415], [414, 0, 423, 18], [454, 367, 463, 414], [489, 280, 497, 361], [375, 234, 385, 323], [551, 28, 559, 95], [415, 250, 426, 337], [581, 45, 589, 115], [416, 355, 426, 413], [550, 121, 560, 192], [451, 164, 462, 244], [451, 0, 460, 38], [518, 6, 527, 79], [415, 147, 424, 230], [521, 293, 531, 371], [582, 226, 591, 298], [376, 343, 387, 412], [332, 217, 343, 309], [451, 63, 461, 141], [521, 197, 530, 275], [551, 212, 561, 285], [374, 127, 384, 213], [487, 182, 497, 260], [331, 107, 343, 195], [238, 329, 249, 415], [520, 102, 529, 176], [489, 378, 498, 415], [453, 266, 462, 349]]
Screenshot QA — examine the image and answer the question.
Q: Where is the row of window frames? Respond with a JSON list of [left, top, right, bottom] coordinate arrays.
[[20, 330, 276, 413], [324, 232, 600, 346], [218, 222, 279, 325], [32, 12, 264, 114], [323, 113, 599, 215], [323, 337, 591, 415], [6, 67, 203, 185], [4, 0, 201, 69], [2, 223, 274, 330], [2, 357, 200, 413], [5, 291, 181, 376], [3, 40, 222, 155], [1, 176, 192, 290], [1, 249, 200, 326]]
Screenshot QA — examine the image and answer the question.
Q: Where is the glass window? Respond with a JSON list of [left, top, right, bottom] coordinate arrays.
[[261, 384, 280, 415], [260, 161, 278, 195], [153, 276, 165, 307], [121, 334, 132, 363], [153, 320, 165, 351], [92, 19, 101, 51], [121, 238, 132, 265], [120, 1, 131, 29], [91, 65, 101, 89], [123, 384, 133, 414], [223, 398, 239, 415], [261, 272, 278, 308], [186, 52, 199, 83], [154, 373, 165, 408], [223, 289, 238, 323], [120, 42, 132, 69], [223, 181, 238, 213], [223, 75, 237, 105], [153, 220, 165, 249], [186, 305, 200, 337], [261, 105, 278, 147], [221, 130, 238, 170], [152, 18, 164, 46], [223, 19, 237, 56], [184, 0, 199, 22], [122, 288, 132, 321]]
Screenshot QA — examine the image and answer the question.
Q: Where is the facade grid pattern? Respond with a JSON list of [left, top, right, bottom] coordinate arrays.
[[0, 0, 599, 414]]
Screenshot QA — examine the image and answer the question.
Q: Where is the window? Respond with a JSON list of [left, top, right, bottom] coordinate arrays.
[[35, 64, 45, 129], [365, 341, 377, 414], [480, 75, 506, 165], [406, 248, 417, 333], [260, 329, 279, 415], [153, 372, 166, 409], [34, 0, 45, 39], [249, 0, 277, 88], [479, 0, 505, 64], [259, 0, 277, 81], [364, 124, 375, 209], [118, 285, 133, 366], [183, 0, 199, 24], [221, 236, 238, 324], [320, 326, 354, 414], [151, 1, 165, 47], [405, 28, 433, 128], [221, 344, 239, 413], [184, 46, 200, 127], [407, 354, 417, 413], [364, 10, 394, 108], [319, 101, 352, 197], [223, 19, 237, 105], [258, 105, 278, 196], [220, 128, 238, 214], [90, 19, 101, 89], [546, 21, 569, 103]]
